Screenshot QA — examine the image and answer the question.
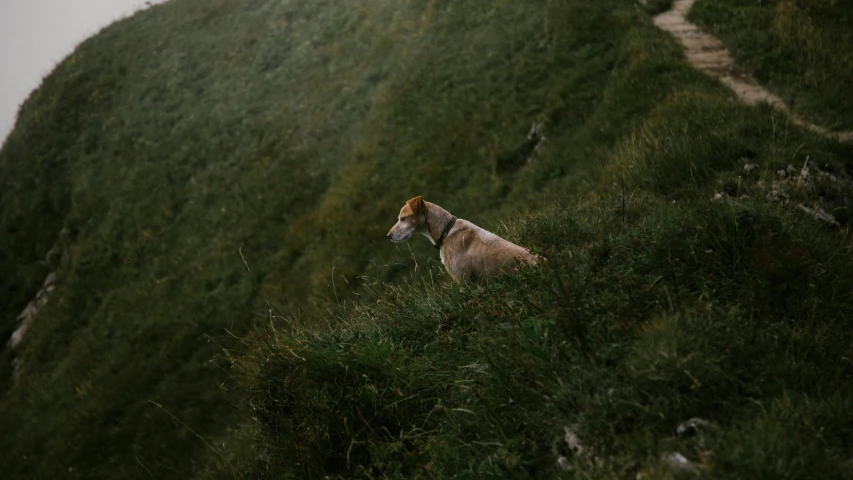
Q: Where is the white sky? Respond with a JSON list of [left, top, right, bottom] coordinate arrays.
[[0, 0, 166, 144]]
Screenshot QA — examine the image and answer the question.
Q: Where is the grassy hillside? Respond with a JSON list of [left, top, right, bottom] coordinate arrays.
[[691, 0, 853, 130], [227, 0, 853, 478], [1, 0, 853, 478]]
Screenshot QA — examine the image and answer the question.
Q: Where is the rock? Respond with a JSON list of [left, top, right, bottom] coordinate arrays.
[[794, 158, 813, 192], [676, 417, 715, 437], [555, 424, 592, 471], [8, 272, 58, 349], [765, 184, 790, 205], [797, 204, 840, 228], [661, 451, 699, 472]]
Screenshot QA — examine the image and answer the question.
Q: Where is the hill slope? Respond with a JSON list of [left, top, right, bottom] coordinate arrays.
[[691, 0, 853, 131], [1, 0, 853, 478]]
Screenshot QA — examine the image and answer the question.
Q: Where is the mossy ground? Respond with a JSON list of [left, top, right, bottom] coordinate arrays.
[[1, 0, 853, 478]]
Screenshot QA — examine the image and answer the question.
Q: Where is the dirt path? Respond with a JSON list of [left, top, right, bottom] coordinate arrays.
[[653, 0, 853, 142]]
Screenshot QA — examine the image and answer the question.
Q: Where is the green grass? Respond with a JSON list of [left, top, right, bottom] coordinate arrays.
[[237, 195, 853, 478], [1, 0, 853, 478], [691, 0, 853, 131]]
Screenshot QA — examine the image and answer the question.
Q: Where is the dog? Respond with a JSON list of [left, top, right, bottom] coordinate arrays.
[[386, 196, 539, 283]]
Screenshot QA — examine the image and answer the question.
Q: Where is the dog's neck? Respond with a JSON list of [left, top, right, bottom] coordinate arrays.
[[421, 202, 455, 246]]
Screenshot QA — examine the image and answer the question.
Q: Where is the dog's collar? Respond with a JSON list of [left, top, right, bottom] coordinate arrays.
[[434, 216, 457, 249]]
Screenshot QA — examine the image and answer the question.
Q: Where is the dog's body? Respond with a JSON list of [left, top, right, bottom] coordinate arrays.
[[387, 196, 538, 283]]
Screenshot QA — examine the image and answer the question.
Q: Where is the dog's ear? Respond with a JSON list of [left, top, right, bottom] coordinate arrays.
[[406, 196, 425, 215]]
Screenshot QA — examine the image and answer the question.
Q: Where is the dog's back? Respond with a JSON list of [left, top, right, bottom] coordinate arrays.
[[440, 219, 538, 282]]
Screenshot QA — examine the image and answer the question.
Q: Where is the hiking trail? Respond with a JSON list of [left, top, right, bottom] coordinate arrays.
[[652, 0, 853, 142]]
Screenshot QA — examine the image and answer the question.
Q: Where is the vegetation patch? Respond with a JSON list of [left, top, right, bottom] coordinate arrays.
[[691, 0, 853, 130], [1, 0, 853, 478]]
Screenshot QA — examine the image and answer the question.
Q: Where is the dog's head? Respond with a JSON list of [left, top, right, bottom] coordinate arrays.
[[387, 196, 426, 242]]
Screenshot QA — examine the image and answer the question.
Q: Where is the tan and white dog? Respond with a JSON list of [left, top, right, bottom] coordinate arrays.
[[386, 196, 539, 283]]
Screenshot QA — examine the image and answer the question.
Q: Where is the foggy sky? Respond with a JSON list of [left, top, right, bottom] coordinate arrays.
[[0, 0, 165, 144]]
